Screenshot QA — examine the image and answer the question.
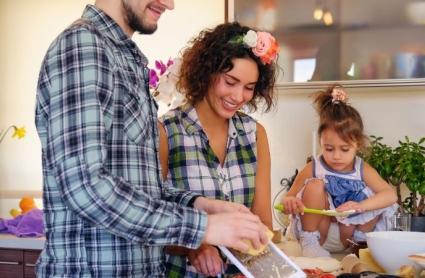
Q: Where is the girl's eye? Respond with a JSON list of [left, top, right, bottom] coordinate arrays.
[[325, 148, 333, 152], [342, 148, 350, 152]]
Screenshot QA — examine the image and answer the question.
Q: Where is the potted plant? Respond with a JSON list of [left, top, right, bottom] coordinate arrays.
[[362, 136, 425, 231], [361, 136, 402, 207], [394, 136, 425, 231]]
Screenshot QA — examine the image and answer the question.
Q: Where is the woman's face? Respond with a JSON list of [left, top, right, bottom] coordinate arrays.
[[204, 58, 259, 119]]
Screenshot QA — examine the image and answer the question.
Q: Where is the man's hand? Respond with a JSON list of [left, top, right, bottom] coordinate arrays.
[[188, 244, 223, 276], [193, 197, 250, 214], [203, 212, 269, 253]]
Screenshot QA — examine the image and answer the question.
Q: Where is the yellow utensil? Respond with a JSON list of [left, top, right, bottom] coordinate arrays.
[[274, 203, 356, 217]]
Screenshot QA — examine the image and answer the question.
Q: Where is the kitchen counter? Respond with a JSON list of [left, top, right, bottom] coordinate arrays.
[[0, 234, 44, 250]]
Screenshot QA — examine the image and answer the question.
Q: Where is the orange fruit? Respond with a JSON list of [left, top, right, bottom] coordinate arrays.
[[19, 196, 36, 213]]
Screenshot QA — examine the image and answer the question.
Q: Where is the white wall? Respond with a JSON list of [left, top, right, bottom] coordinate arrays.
[[0, 0, 224, 217], [254, 85, 425, 229]]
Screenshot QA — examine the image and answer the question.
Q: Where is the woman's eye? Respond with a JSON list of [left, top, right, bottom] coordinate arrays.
[[225, 80, 236, 86]]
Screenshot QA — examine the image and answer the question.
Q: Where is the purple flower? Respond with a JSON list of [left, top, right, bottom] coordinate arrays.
[[149, 69, 159, 88], [155, 60, 167, 75]]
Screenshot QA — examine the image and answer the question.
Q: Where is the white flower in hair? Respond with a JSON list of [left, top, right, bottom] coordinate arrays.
[[243, 30, 258, 48], [331, 87, 348, 103]]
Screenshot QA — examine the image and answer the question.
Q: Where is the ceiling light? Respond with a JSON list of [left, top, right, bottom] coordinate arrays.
[[323, 10, 333, 26], [313, 7, 323, 20]]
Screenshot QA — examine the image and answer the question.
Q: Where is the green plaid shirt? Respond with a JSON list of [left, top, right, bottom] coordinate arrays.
[[160, 104, 257, 277], [35, 5, 207, 277]]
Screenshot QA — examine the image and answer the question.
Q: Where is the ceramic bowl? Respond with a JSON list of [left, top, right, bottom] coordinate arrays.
[[366, 231, 425, 274]]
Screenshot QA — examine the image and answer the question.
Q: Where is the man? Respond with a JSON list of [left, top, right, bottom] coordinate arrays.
[[35, 0, 267, 276]]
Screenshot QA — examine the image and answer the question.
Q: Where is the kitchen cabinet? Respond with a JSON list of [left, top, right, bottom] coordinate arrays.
[[0, 248, 41, 278], [227, 0, 425, 88], [0, 235, 44, 278]]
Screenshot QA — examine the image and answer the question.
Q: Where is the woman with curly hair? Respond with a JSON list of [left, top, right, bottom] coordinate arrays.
[[158, 22, 280, 277]]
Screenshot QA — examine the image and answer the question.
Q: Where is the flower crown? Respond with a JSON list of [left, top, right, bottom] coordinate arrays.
[[229, 30, 279, 65], [331, 87, 349, 104]]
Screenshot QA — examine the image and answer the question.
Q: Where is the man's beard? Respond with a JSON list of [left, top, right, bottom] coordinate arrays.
[[122, 1, 158, 35]]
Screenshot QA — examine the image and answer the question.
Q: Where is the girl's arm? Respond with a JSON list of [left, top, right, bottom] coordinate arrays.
[[158, 121, 169, 180], [251, 123, 273, 229], [360, 162, 397, 211], [282, 162, 314, 214]]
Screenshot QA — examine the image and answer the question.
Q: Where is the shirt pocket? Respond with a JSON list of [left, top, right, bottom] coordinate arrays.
[[123, 87, 152, 145]]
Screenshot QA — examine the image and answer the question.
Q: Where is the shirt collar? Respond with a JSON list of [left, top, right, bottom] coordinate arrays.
[[82, 5, 129, 43], [81, 5, 148, 65], [180, 104, 253, 139]]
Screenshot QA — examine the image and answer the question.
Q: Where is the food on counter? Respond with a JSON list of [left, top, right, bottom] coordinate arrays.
[[292, 257, 341, 273], [341, 254, 369, 273], [9, 208, 21, 218], [358, 248, 385, 273], [8, 197, 37, 218], [396, 265, 415, 278], [19, 196, 36, 213], [243, 228, 274, 256], [303, 268, 336, 278], [408, 253, 425, 264]]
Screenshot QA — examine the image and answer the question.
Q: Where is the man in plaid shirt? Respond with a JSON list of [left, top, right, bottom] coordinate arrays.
[[34, 0, 268, 277]]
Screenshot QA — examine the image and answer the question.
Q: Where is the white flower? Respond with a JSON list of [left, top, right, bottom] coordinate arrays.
[[243, 30, 258, 48], [154, 58, 185, 111]]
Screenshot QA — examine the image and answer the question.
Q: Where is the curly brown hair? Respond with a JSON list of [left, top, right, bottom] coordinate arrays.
[[313, 84, 368, 150], [177, 22, 279, 112]]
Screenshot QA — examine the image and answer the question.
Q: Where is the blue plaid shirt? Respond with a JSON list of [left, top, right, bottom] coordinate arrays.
[[35, 5, 207, 277]]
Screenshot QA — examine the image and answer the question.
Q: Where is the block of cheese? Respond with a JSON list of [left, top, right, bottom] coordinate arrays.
[[396, 265, 415, 278], [358, 248, 385, 273], [243, 229, 274, 256]]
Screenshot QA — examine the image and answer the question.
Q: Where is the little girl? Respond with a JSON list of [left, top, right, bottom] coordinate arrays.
[[282, 85, 398, 257]]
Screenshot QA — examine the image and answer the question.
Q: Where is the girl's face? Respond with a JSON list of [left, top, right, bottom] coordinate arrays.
[[320, 128, 358, 172], [204, 58, 258, 119]]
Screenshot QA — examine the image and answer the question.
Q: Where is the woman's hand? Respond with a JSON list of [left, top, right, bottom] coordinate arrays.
[[188, 244, 224, 276], [282, 196, 305, 215], [336, 201, 365, 213]]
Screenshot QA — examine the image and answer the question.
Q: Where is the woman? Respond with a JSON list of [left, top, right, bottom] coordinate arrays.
[[158, 22, 280, 277]]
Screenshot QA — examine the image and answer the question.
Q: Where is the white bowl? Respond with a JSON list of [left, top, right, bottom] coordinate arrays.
[[366, 231, 425, 274]]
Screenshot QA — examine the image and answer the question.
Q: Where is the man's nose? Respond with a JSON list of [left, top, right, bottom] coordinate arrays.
[[160, 0, 174, 10]]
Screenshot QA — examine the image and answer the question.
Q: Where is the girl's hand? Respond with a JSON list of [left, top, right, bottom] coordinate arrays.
[[188, 244, 224, 276], [336, 201, 365, 213], [282, 196, 305, 215]]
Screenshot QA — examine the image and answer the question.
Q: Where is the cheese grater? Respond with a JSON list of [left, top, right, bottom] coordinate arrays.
[[219, 241, 306, 278]]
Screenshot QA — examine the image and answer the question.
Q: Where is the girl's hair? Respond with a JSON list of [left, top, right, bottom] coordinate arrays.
[[313, 84, 368, 150], [177, 22, 278, 112]]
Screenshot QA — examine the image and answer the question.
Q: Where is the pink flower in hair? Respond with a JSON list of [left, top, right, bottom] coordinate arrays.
[[331, 87, 348, 103], [251, 32, 279, 64]]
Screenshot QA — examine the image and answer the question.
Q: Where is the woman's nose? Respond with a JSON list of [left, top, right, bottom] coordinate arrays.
[[231, 86, 244, 102]]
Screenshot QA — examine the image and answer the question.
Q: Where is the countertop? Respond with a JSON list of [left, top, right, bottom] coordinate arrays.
[[0, 234, 45, 250]]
